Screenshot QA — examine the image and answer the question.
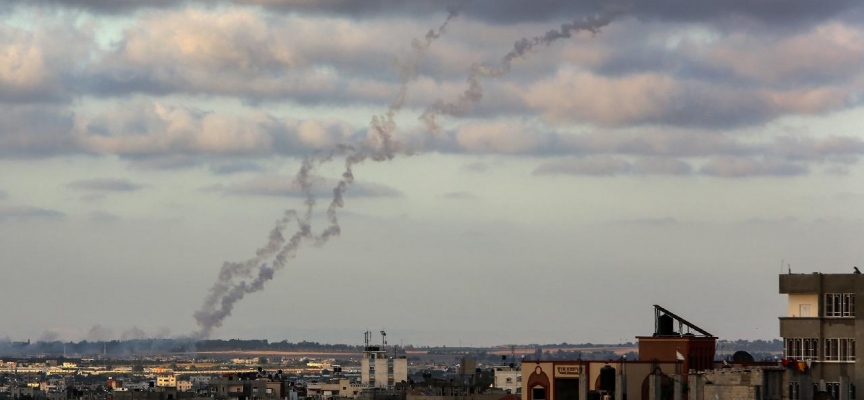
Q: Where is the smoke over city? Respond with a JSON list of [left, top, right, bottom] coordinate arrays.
[[190, 2, 624, 339]]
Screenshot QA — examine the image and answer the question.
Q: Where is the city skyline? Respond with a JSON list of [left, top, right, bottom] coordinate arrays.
[[2, 0, 864, 346]]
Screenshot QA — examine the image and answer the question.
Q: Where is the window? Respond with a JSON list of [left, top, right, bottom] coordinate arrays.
[[785, 338, 818, 360], [789, 382, 800, 400], [824, 339, 855, 361], [532, 387, 546, 400], [825, 294, 855, 317]]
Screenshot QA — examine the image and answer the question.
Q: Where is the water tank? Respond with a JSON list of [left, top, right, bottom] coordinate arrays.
[[599, 365, 616, 392], [657, 314, 675, 336]]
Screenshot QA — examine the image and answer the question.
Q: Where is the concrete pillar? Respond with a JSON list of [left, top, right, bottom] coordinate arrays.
[[840, 376, 850, 400], [800, 375, 813, 400], [615, 373, 626, 400], [689, 374, 702, 400], [649, 374, 661, 400], [673, 375, 682, 400], [579, 366, 588, 400]]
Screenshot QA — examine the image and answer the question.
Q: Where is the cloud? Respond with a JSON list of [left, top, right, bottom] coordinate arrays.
[[205, 175, 403, 198], [454, 122, 552, 154], [0, 189, 7, 200], [521, 69, 857, 128], [0, 205, 65, 221], [124, 155, 203, 171], [632, 158, 693, 175], [700, 158, 808, 177], [67, 178, 144, 192], [209, 160, 263, 175], [0, 104, 76, 157], [0, 23, 92, 104], [12, 0, 862, 28], [533, 156, 632, 176], [533, 155, 694, 177], [77, 101, 354, 158]]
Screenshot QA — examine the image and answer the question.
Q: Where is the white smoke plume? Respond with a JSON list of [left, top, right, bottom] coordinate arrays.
[[191, 1, 623, 340]]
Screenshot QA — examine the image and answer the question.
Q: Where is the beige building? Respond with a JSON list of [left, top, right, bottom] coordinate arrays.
[[521, 360, 682, 400], [306, 378, 361, 398], [157, 374, 177, 388], [361, 345, 408, 389], [494, 366, 522, 394], [689, 367, 786, 400]]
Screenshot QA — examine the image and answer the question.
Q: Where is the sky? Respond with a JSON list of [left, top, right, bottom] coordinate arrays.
[[2, 0, 864, 347]]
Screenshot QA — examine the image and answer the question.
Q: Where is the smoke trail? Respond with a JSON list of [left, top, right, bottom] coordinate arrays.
[[189, 7, 464, 339], [190, 1, 624, 340], [419, 2, 628, 134]]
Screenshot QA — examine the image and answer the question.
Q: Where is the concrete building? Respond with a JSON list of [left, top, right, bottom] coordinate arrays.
[[520, 305, 717, 400], [779, 272, 861, 400], [360, 331, 408, 389], [210, 373, 288, 400], [493, 366, 522, 394], [157, 374, 177, 388], [689, 367, 786, 400], [306, 378, 361, 398]]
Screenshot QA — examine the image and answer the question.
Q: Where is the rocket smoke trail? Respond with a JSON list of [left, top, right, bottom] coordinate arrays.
[[419, 2, 628, 134], [191, 1, 623, 340], [190, 5, 464, 339]]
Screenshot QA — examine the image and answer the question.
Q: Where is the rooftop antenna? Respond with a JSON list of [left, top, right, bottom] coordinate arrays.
[[364, 331, 371, 349], [380, 330, 387, 347]]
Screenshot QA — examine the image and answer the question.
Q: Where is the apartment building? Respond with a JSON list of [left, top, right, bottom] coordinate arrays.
[[360, 345, 408, 389], [779, 272, 861, 400]]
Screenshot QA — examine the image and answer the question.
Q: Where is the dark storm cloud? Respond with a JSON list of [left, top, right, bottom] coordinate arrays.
[[67, 178, 145, 192], [0, 205, 65, 221]]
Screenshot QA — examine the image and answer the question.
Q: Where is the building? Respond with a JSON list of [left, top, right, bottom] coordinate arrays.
[[779, 272, 860, 400], [520, 305, 717, 400], [493, 366, 522, 394], [157, 374, 177, 388], [306, 378, 361, 398], [360, 331, 408, 389], [637, 305, 717, 378], [210, 372, 289, 400], [689, 367, 786, 400]]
